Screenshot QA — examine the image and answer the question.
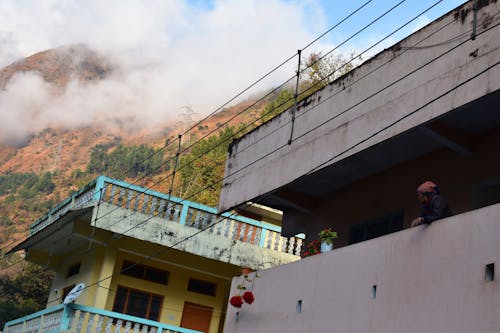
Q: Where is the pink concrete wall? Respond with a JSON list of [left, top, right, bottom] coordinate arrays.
[[224, 202, 500, 333]]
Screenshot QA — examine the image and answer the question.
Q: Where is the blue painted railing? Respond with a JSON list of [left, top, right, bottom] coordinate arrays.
[[3, 303, 202, 333], [29, 176, 303, 256]]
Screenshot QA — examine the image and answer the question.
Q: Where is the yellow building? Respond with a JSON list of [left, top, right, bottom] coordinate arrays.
[[6, 176, 301, 333]]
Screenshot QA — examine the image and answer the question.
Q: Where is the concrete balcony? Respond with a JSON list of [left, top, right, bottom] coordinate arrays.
[[16, 176, 302, 270], [224, 202, 500, 333], [3, 304, 202, 333]]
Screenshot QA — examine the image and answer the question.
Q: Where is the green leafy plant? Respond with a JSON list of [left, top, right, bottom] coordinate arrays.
[[318, 228, 337, 245]]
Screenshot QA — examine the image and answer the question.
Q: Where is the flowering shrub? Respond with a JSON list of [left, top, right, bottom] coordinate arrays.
[[229, 267, 259, 308], [242, 291, 255, 304], [230, 295, 243, 308], [301, 239, 321, 258]]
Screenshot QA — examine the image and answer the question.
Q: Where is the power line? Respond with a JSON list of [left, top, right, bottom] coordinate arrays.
[[0, 0, 472, 254], [0, 0, 461, 256], [3, 0, 402, 249], [44, 53, 500, 306], [2, 0, 488, 308]]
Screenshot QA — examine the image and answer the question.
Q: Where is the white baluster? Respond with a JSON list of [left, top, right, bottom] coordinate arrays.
[[124, 321, 132, 332], [158, 199, 165, 217], [150, 197, 157, 216], [216, 217, 224, 235], [133, 193, 141, 211], [239, 223, 246, 241], [119, 188, 126, 206], [141, 325, 149, 333], [115, 319, 123, 333], [126, 189, 133, 209], [105, 317, 113, 333], [133, 323, 141, 333], [86, 313, 96, 333], [227, 219, 236, 239], [95, 315, 104, 333], [294, 237, 301, 255], [142, 195, 150, 213]]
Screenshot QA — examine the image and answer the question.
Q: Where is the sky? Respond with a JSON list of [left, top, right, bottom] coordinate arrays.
[[0, 0, 467, 145]]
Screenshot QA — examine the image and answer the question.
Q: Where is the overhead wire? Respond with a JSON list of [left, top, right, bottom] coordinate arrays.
[[221, 15, 500, 182], [10, 0, 381, 303], [4, 0, 489, 310], [1, 0, 458, 265], [39, 7, 500, 305], [5, 0, 390, 250], [1, 1, 379, 256]]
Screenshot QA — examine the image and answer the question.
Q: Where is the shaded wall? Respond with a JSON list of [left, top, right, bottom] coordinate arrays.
[[305, 127, 500, 247]]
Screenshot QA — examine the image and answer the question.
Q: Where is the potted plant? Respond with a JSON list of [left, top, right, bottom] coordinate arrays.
[[318, 227, 337, 252]]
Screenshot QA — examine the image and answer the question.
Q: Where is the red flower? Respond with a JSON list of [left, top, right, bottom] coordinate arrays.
[[230, 295, 243, 308], [242, 291, 255, 304]]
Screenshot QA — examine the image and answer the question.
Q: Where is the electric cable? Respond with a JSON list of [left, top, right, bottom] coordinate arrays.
[[40, 24, 500, 305], [45, 54, 500, 306], [19, 0, 405, 239], [0, 0, 476, 255], [2, 0, 488, 308]]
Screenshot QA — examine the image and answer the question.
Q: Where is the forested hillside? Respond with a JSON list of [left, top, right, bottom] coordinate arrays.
[[0, 44, 359, 325]]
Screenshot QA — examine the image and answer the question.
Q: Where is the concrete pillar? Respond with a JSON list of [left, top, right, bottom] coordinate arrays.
[[91, 246, 117, 309]]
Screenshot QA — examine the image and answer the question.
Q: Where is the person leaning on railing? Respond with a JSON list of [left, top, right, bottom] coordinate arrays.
[[411, 181, 453, 227]]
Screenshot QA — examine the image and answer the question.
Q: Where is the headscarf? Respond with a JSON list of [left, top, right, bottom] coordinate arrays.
[[417, 181, 438, 194]]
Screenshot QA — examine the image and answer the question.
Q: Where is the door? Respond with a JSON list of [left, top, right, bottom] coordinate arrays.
[[180, 301, 213, 333]]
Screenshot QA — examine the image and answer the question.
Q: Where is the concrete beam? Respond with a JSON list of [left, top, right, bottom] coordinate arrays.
[[419, 121, 475, 155]]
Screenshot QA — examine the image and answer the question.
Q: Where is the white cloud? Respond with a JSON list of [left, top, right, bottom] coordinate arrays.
[[0, 0, 327, 145]]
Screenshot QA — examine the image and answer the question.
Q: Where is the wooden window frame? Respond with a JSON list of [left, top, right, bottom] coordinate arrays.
[[112, 285, 164, 321]]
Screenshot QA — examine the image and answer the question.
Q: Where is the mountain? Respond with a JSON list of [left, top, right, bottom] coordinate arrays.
[[0, 44, 112, 90], [0, 45, 266, 269]]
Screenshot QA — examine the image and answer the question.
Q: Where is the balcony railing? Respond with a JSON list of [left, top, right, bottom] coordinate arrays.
[[29, 176, 303, 256], [3, 303, 202, 333]]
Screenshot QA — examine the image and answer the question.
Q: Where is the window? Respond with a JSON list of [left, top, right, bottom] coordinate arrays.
[[66, 262, 81, 278], [349, 210, 404, 245], [112, 286, 163, 321], [187, 278, 217, 296], [121, 260, 169, 285]]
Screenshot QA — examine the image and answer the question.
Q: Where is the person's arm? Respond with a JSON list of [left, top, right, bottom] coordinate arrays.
[[422, 195, 449, 224]]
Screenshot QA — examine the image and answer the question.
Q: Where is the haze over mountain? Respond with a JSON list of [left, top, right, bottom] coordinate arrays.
[[0, 44, 263, 175], [0, 45, 264, 260]]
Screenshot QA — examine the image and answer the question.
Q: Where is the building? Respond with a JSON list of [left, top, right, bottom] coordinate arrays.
[[4, 176, 302, 333], [218, 1, 500, 332]]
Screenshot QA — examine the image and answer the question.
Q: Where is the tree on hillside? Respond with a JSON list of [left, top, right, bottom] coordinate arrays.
[[300, 51, 361, 94], [87, 144, 164, 179], [258, 51, 361, 123], [259, 89, 295, 123], [178, 126, 238, 206], [0, 263, 53, 328]]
